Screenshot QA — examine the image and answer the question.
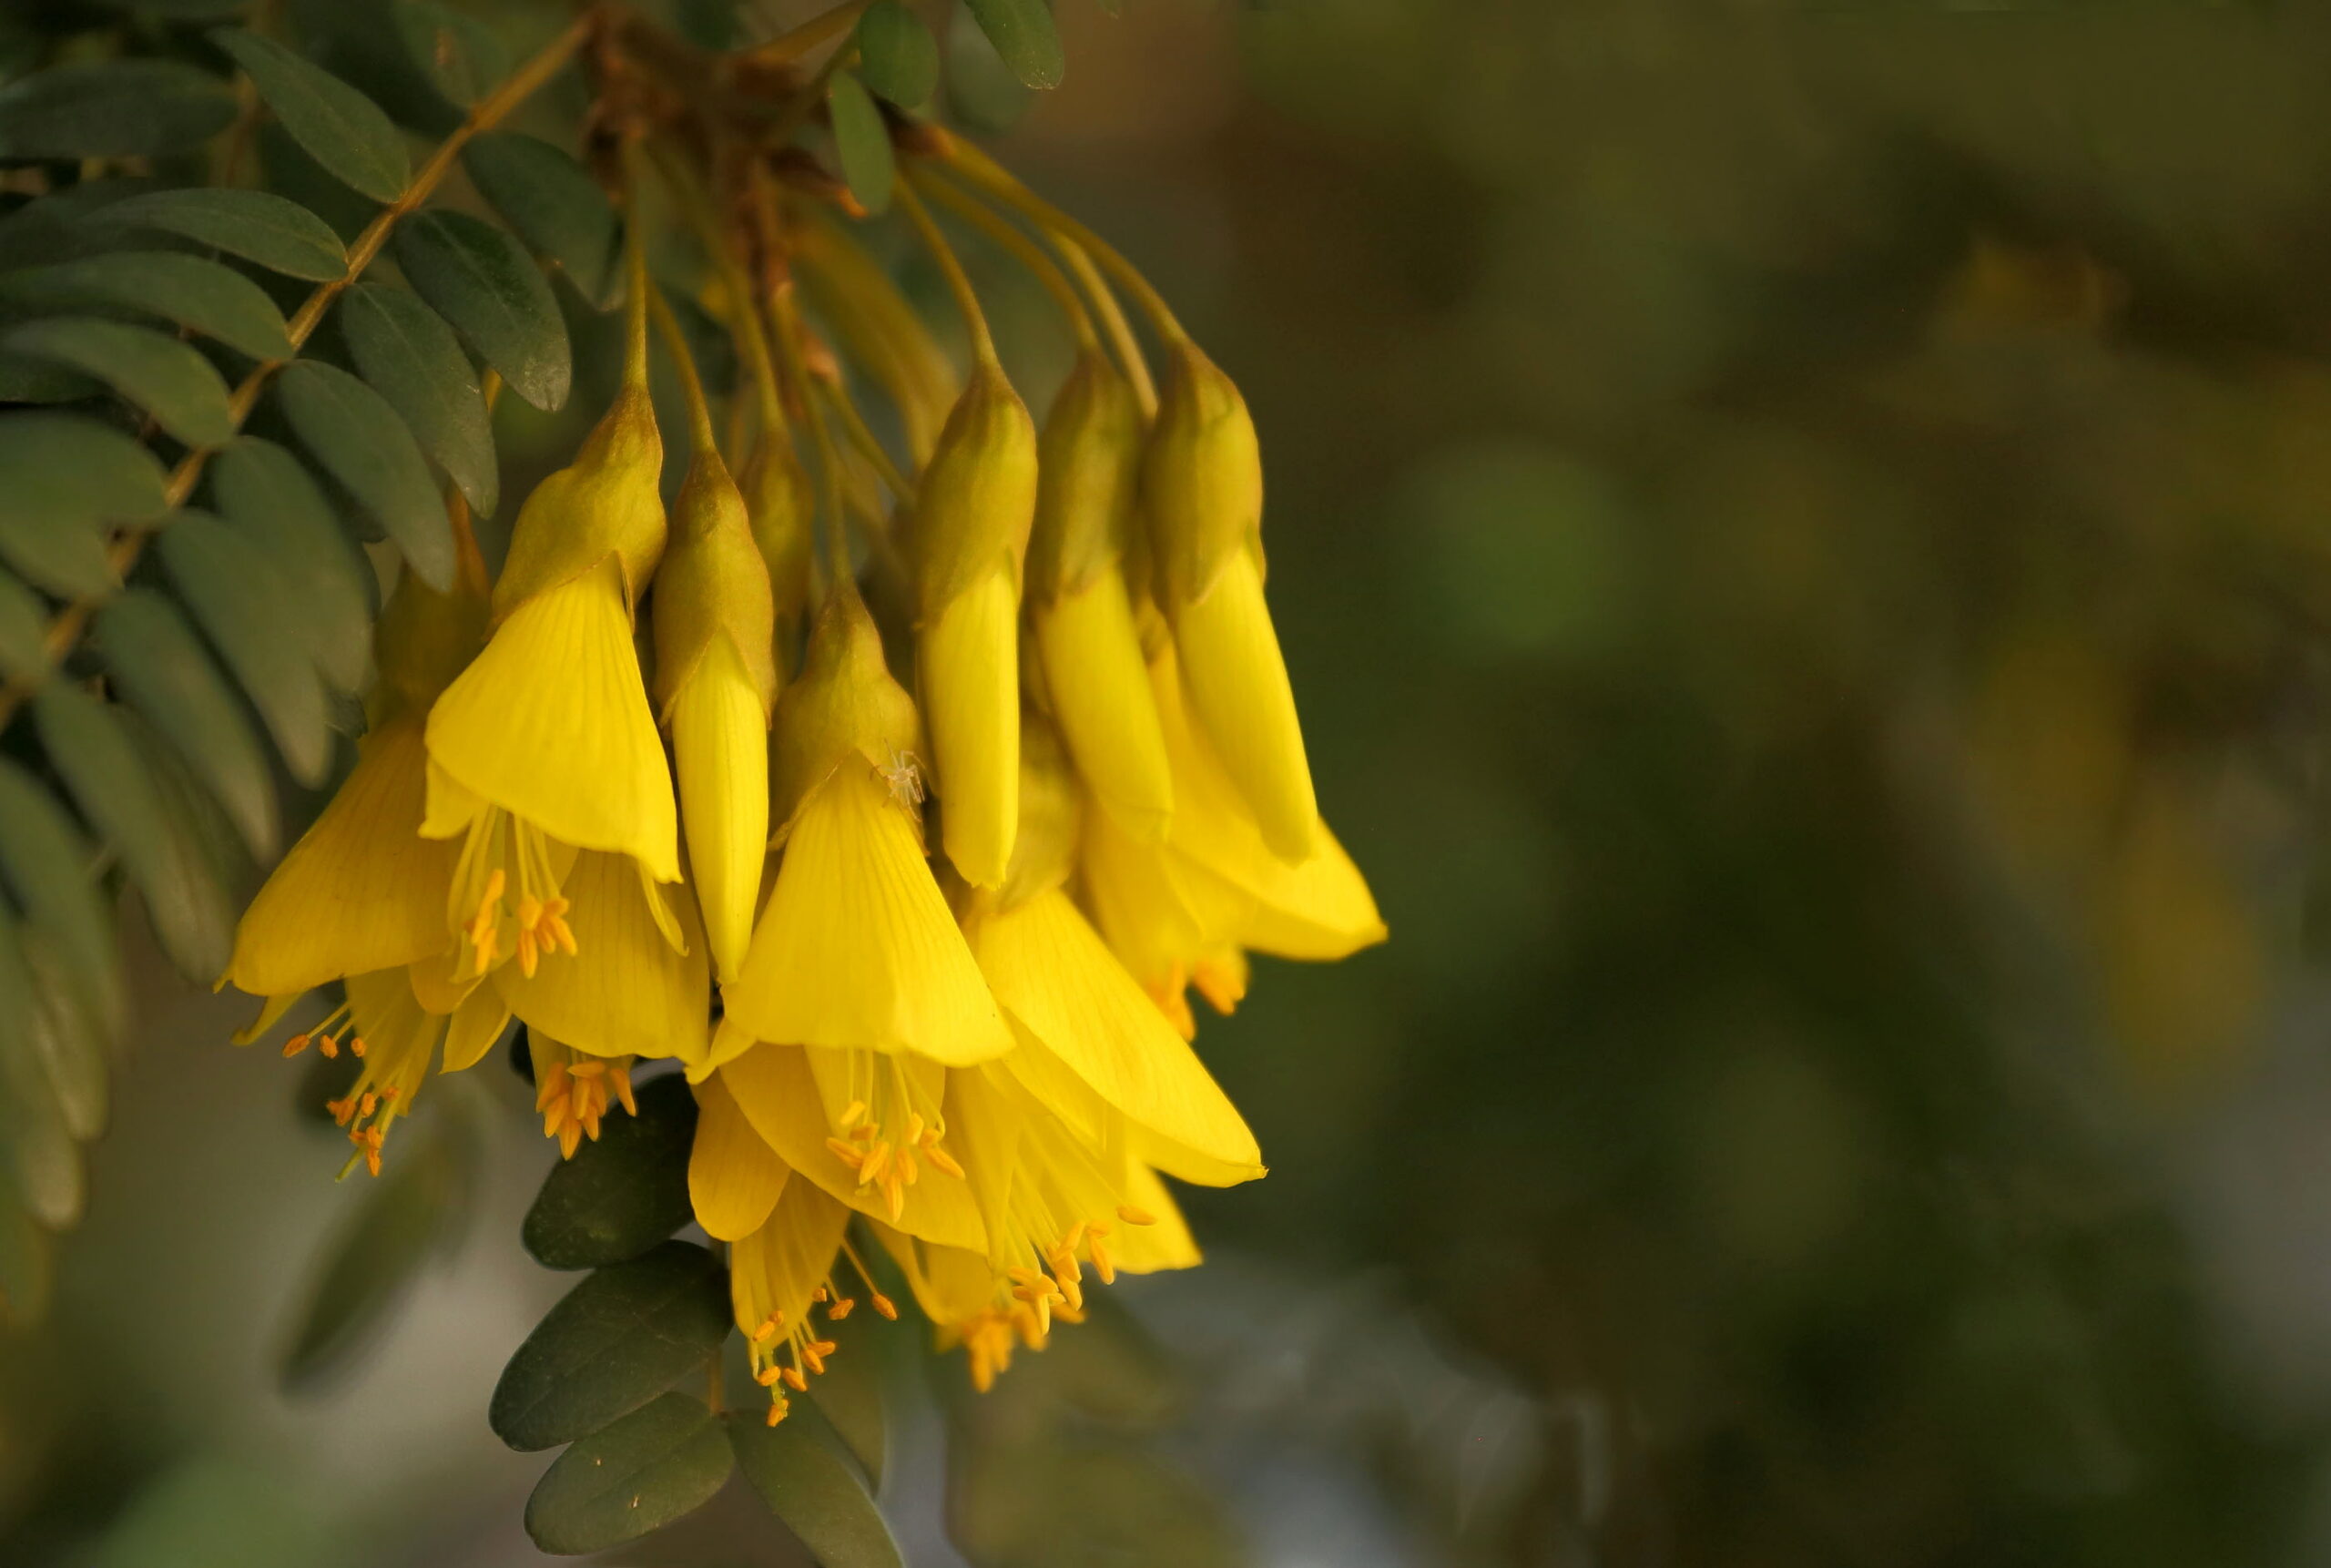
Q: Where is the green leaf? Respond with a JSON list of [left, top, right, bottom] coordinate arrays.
[[21, 927, 107, 1144], [156, 510, 334, 788], [80, 188, 349, 282], [461, 132, 624, 311], [338, 282, 497, 517], [858, 1, 940, 109], [274, 360, 455, 591], [0, 759, 124, 1042], [524, 1393, 732, 1556], [2, 318, 237, 449], [34, 681, 234, 983], [257, 120, 382, 243], [97, 589, 280, 860], [282, 1129, 471, 1390], [392, 211, 571, 412], [0, 60, 236, 160], [962, 0, 1064, 91], [396, 2, 512, 111], [0, 919, 82, 1232], [729, 1400, 903, 1568], [489, 1240, 730, 1452], [945, 5, 1034, 135], [810, 1317, 889, 1491], [0, 1171, 54, 1327], [523, 1074, 696, 1271], [0, 252, 292, 362], [0, 566, 44, 683], [828, 73, 896, 217], [209, 437, 374, 692], [0, 355, 102, 405], [212, 29, 411, 204], [0, 412, 167, 598]]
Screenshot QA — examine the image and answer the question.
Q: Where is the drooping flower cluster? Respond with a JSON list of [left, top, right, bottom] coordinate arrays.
[[224, 143, 1381, 1408]]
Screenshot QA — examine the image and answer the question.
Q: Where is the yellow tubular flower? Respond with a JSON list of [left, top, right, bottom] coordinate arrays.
[[1143, 339, 1318, 863], [422, 338, 680, 983], [1029, 351, 1173, 843], [721, 585, 1013, 1070], [916, 360, 1039, 889], [223, 536, 490, 1038], [731, 1177, 897, 1427], [653, 417, 779, 987], [889, 1063, 1200, 1390]]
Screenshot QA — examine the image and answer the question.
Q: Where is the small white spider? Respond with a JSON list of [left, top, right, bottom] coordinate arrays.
[[880, 748, 926, 809]]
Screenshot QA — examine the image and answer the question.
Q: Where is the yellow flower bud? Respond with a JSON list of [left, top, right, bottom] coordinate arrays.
[[654, 445, 779, 986], [1026, 352, 1173, 843], [915, 360, 1038, 890], [1142, 341, 1317, 863], [769, 584, 921, 838], [491, 382, 667, 618], [741, 428, 817, 683]]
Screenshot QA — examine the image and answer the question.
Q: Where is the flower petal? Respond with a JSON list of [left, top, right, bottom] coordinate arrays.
[[424, 555, 679, 880], [730, 1177, 850, 1343], [226, 719, 456, 1001], [724, 768, 1013, 1065], [494, 850, 710, 1061], [920, 568, 1019, 888], [671, 635, 769, 985], [1171, 546, 1315, 862], [972, 890, 1261, 1184], [439, 983, 510, 1073], [692, 1070, 790, 1242], [1034, 569, 1172, 842]]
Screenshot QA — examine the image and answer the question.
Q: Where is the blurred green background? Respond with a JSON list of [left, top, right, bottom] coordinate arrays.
[[22, 0, 2331, 1563]]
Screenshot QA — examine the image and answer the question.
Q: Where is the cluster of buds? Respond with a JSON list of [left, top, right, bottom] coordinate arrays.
[[221, 130, 1382, 1407]]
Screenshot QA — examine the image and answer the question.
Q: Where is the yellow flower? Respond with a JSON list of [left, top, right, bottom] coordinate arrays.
[[1028, 352, 1173, 843], [654, 417, 779, 987], [1143, 340, 1317, 862], [916, 360, 1039, 890], [718, 585, 1013, 1071], [422, 371, 681, 984], [724, 1158, 900, 1426], [223, 539, 489, 1039], [880, 1063, 1199, 1391], [1083, 641, 1383, 1033]]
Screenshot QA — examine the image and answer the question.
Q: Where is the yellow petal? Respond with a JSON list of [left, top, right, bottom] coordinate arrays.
[[1171, 547, 1316, 862], [730, 1178, 850, 1343], [1081, 799, 1247, 1032], [972, 890, 1261, 1184], [439, 983, 510, 1073], [494, 850, 710, 1062], [1152, 646, 1385, 960], [722, 1043, 986, 1251], [692, 1071, 790, 1241], [423, 555, 680, 881], [671, 635, 769, 986], [226, 718, 456, 1001], [405, 952, 478, 1015], [724, 769, 1013, 1065], [920, 568, 1019, 888], [230, 992, 298, 1045], [1034, 570, 1171, 842]]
